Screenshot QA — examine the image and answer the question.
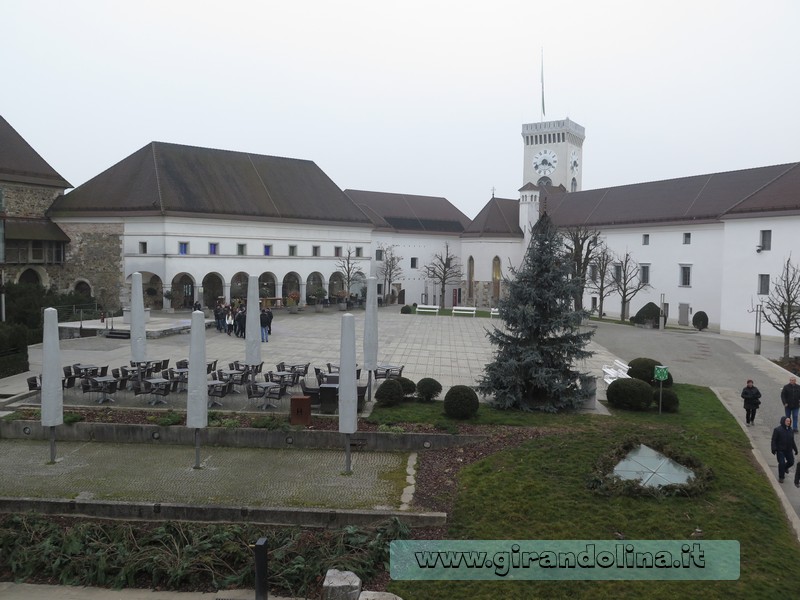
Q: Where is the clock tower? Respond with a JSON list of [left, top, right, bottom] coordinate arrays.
[[521, 118, 585, 192]]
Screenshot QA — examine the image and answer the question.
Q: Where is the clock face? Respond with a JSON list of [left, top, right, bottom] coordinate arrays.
[[570, 149, 580, 173], [533, 149, 558, 176]]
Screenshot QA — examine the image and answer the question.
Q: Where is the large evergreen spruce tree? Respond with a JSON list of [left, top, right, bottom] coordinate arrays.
[[477, 212, 594, 412]]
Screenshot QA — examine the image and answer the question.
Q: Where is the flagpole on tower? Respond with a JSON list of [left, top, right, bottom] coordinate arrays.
[[540, 47, 546, 122]]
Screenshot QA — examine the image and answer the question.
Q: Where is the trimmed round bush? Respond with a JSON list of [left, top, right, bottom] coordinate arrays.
[[654, 388, 680, 413], [627, 357, 674, 387], [375, 379, 404, 407], [443, 385, 480, 420], [416, 377, 443, 403], [606, 378, 653, 411], [692, 311, 709, 331], [395, 376, 417, 398], [400, 305, 412, 314], [631, 302, 661, 326]]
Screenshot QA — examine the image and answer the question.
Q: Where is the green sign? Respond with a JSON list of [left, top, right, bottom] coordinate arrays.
[[654, 366, 669, 381]]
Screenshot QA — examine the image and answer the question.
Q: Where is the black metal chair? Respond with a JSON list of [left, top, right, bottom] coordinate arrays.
[[62, 366, 73, 378], [208, 380, 233, 408], [27, 376, 41, 401], [246, 383, 267, 408], [300, 377, 320, 405], [62, 375, 76, 390]]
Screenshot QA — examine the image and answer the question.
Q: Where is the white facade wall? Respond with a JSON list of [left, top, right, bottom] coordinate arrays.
[[123, 216, 373, 303], [371, 232, 463, 307], [720, 215, 800, 339], [585, 223, 724, 328]]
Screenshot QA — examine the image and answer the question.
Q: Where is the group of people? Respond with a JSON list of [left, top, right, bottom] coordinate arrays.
[[745, 376, 800, 485], [213, 302, 273, 342]]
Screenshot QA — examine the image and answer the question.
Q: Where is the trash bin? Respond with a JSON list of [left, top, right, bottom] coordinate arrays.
[[290, 396, 312, 426]]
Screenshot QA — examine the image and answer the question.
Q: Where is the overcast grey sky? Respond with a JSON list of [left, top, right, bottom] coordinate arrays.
[[3, 0, 799, 218]]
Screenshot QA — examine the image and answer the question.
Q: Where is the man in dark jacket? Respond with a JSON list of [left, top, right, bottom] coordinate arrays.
[[265, 307, 273, 335], [741, 379, 762, 426], [781, 377, 800, 432], [259, 309, 269, 343], [771, 416, 797, 483]]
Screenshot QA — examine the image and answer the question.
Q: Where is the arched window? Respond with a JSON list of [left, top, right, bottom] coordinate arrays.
[[19, 269, 40, 285], [468, 256, 474, 300], [537, 176, 552, 187], [492, 257, 502, 305], [571, 177, 577, 192]]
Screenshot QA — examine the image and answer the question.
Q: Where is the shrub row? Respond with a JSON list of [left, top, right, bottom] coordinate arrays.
[[374, 377, 480, 419]]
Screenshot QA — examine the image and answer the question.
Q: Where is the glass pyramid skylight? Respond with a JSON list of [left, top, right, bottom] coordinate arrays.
[[613, 444, 695, 488]]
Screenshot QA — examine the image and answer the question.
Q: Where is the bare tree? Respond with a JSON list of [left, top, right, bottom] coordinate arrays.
[[762, 258, 800, 359], [423, 242, 462, 308], [611, 250, 650, 322], [587, 242, 615, 319], [335, 247, 365, 297], [562, 225, 600, 311], [378, 244, 403, 304]]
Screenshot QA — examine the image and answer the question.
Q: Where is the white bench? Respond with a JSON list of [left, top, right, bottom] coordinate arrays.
[[416, 304, 440, 315], [490, 308, 500, 319], [602, 361, 631, 384], [452, 306, 477, 317]]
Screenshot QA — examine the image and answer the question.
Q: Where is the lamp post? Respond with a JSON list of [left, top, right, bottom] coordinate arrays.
[[754, 303, 763, 355]]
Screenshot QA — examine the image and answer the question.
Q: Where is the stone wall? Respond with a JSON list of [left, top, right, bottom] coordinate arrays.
[[465, 280, 507, 309], [0, 182, 61, 218], [55, 222, 125, 303]]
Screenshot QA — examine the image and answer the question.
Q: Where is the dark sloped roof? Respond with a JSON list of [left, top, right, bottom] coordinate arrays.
[[0, 116, 71, 188], [462, 197, 523, 238], [548, 163, 800, 228], [344, 189, 471, 233], [47, 142, 372, 226], [4, 218, 70, 242]]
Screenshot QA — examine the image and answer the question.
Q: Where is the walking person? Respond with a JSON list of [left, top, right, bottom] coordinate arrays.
[[260, 309, 269, 342], [225, 309, 234, 336], [772, 416, 797, 483], [781, 376, 800, 432], [265, 306, 273, 335], [741, 379, 761, 426]]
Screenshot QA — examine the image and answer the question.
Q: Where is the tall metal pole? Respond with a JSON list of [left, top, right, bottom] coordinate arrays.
[[755, 303, 762, 355]]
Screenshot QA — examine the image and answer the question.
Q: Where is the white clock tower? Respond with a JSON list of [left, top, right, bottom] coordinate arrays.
[[521, 118, 585, 192]]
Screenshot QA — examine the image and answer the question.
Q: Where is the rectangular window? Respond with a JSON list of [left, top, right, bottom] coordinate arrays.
[[613, 264, 622, 282], [758, 274, 770, 295], [683, 232, 691, 245], [289, 245, 297, 257], [642, 234, 650, 245], [377, 283, 383, 295], [411, 257, 418, 269], [237, 243, 246, 256], [179, 242, 189, 255], [640, 264, 650, 285], [589, 264, 598, 282], [263, 244, 272, 256], [139, 242, 147, 254], [760, 230, 772, 251], [209, 242, 218, 255], [312, 245, 320, 257], [375, 249, 384, 261], [334, 246, 342, 257], [680, 265, 692, 287], [355, 246, 363, 257]]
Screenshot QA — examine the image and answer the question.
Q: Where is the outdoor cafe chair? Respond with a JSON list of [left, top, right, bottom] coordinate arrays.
[[62, 375, 76, 390], [149, 382, 170, 405], [62, 366, 72, 378], [208, 380, 233, 408], [27, 376, 41, 401], [176, 359, 189, 369], [300, 377, 320, 405], [246, 382, 266, 407], [275, 362, 285, 372], [327, 363, 339, 373], [98, 365, 109, 377]]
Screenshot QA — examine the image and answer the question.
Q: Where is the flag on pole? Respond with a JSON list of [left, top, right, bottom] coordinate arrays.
[[541, 48, 546, 117]]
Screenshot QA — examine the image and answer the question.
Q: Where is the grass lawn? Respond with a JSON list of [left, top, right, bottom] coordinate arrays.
[[381, 384, 800, 599]]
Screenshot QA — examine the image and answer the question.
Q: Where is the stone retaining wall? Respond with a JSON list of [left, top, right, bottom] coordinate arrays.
[[0, 421, 487, 451]]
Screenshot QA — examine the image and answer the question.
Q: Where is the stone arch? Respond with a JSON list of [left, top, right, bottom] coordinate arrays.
[[230, 272, 249, 302], [537, 176, 552, 187], [492, 256, 502, 306], [282, 272, 301, 296], [202, 272, 224, 307], [170, 273, 195, 309], [74, 280, 92, 299], [328, 272, 345, 299], [18, 267, 47, 287], [258, 272, 277, 299], [306, 271, 324, 301]]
